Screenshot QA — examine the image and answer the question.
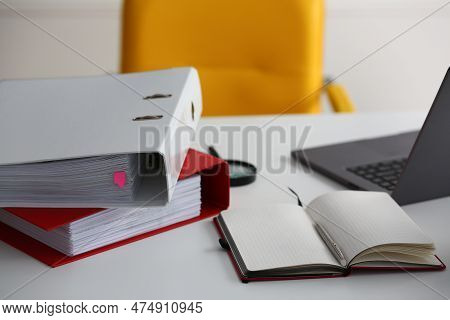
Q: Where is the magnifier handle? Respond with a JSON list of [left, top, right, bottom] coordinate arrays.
[[208, 146, 222, 159]]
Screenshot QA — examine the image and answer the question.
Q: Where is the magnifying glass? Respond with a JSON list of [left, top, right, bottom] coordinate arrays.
[[208, 146, 257, 187]]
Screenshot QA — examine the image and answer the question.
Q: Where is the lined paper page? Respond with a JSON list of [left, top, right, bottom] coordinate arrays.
[[220, 204, 338, 272], [306, 191, 434, 262]]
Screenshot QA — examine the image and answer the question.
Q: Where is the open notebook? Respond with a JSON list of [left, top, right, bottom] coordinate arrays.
[[215, 191, 445, 282]]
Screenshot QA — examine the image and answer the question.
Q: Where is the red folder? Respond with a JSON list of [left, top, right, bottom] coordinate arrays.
[[0, 149, 230, 267]]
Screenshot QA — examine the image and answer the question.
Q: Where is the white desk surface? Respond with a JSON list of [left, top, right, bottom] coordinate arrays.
[[2, 112, 450, 300]]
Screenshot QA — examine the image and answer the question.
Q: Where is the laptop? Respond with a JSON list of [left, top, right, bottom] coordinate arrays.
[[292, 68, 450, 205]]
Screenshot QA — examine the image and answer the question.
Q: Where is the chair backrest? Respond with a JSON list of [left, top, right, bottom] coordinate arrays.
[[121, 0, 324, 116]]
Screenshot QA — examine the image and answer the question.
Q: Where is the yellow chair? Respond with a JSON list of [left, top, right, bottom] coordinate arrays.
[[121, 0, 355, 116]]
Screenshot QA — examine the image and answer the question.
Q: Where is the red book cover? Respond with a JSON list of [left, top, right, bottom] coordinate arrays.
[[0, 149, 230, 267]]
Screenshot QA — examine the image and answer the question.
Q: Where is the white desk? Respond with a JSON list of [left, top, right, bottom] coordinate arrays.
[[2, 112, 450, 299]]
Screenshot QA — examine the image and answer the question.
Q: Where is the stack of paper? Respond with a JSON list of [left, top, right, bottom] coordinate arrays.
[[0, 175, 201, 256], [0, 154, 140, 207], [0, 149, 230, 267]]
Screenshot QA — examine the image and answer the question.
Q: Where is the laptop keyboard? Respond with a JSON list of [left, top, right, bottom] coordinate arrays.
[[347, 158, 407, 191]]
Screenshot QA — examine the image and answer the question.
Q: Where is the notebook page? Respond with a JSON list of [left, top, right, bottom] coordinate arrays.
[[306, 191, 434, 263], [220, 204, 338, 272]]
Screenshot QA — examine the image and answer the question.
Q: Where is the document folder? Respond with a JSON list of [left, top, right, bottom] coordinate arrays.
[[0, 67, 202, 207], [0, 149, 230, 267]]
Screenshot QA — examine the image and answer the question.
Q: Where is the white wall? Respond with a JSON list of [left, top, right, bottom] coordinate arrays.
[[1, 0, 449, 112], [325, 0, 450, 112], [0, 0, 121, 78]]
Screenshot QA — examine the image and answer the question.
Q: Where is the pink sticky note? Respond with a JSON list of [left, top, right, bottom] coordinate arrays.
[[113, 171, 126, 189]]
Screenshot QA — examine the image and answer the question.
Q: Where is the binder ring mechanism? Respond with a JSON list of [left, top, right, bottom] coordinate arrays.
[[143, 93, 172, 99], [135, 94, 196, 123], [133, 93, 172, 121], [133, 115, 163, 121]]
